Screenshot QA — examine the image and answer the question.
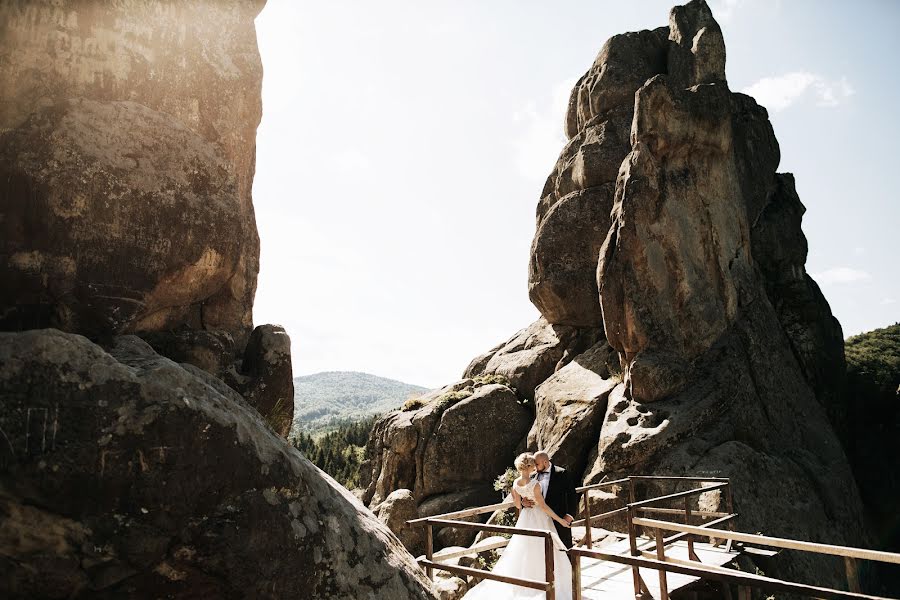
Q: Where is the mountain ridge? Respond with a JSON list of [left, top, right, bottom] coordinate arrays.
[[291, 370, 428, 434]]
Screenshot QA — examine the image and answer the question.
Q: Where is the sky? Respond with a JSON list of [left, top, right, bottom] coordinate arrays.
[[252, 0, 900, 389]]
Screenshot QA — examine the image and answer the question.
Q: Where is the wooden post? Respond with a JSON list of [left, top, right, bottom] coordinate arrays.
[[629, 477, 639, 538], [585, 491, 593, 549], [684, 497, 699, 562], [628, 505, 642, 599], [425, 523, 434, 581], [724, 483, 735, 553], [845, 556, 861, 593], [544, 534, 556, 600], [573, 552, 582, 600], [737, 585, 750, 600], [656, 527, 669, 600]]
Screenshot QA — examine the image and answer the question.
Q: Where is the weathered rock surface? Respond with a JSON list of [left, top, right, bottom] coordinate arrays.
[[0, 0, 293, 434], [225, 324, 295, 437], [0, 0, 264, 346], [374, 489, 425, 556], [0, 329, 436, 600], [527, 340, 619, 478], [463, 318, 602, 400], [0, 98, 243, 336], [365, 0, 871, 588], [363, 382, 531, 512]]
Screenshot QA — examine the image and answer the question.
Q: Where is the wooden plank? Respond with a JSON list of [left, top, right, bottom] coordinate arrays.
[[432, 538, 510, 562], [576, 477, 631, 493], [425, 524, 433, 580], [573, 549, 897, 600], [426, 518, 550, 538], [632, 517, 900, 565], [628, 476, 730, 483], [418, 559, 548, 591], [628, 483, 730, 509], [573, 553, 582, 600], [571, 506, 628, 528], [638, 506, 730, 519], [656, 528, 669, 600], [663, 513, 737, 545], [407, 501, 514, 524], [544, 535, 555, 600]]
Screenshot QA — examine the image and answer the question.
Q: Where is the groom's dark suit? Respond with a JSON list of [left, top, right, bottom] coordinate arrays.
[[534, 463, 579, 549]]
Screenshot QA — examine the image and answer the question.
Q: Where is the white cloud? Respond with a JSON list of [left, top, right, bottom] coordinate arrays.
[[852, 246, 866, 256], [511, 77, 577, 182], [812, 267, 872, 285], [741, 72, 855, 112]]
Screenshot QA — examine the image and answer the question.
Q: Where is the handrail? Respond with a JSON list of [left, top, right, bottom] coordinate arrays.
[[413, 515, 558, 599], [627, 482, 729, 508], [575, 477, 630, 493], [637, 506, 730, 519], [661, 512, 737, 545], [418, 559, 550, 592], [570, 547, 896, 600], [632, 517, 900, 565], [627, 475, 730, 483], [425, 518, 551, 538], [407, 500, 514, 524], [571, 505, 628, 528], [431, 538, 510, 562]]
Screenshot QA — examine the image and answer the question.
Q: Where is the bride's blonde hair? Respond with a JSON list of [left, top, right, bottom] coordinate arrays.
[[514, 452, 535, 473]]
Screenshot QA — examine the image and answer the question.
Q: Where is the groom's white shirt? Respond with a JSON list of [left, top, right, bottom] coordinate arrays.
[[535, 462, 552, 498]]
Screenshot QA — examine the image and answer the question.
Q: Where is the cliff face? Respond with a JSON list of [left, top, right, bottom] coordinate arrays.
[[0, 2, 436, 598], [0, 0, 294, 433], [366, 0, 868, 586], [0, 0, 262, 344]]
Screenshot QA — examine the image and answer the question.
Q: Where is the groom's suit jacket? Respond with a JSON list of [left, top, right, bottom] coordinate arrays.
[[535, 464, 579, 549]]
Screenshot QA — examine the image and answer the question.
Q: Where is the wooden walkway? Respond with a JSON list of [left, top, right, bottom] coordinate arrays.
[[409, 475, 900, 600], [577, 536, 739, 599]]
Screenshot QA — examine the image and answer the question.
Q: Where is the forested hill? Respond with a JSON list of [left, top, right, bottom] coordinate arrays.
[[291, 371, 427, 433]]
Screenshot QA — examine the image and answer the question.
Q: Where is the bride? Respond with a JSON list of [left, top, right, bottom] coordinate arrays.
[[462, 453, 573, 600]]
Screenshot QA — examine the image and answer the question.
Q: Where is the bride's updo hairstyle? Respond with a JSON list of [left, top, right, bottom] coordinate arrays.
[[514, 452, 535, 473]]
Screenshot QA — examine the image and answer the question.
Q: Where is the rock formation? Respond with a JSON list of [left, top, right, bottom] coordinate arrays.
[[0, 330, 434, 599], [0, 2, 436, 598], [0, 0, 293, 433], [365, 0, 870, 587]]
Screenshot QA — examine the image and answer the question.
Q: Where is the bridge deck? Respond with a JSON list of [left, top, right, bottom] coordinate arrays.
[[578, 536, 740, 599]]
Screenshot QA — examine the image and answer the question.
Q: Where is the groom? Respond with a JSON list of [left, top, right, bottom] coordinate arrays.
[[522, 450, 578, 548]]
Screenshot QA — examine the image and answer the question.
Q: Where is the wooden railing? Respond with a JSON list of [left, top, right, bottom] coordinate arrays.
[[408, 501, 561, 600], [572, 516, 900, 600], [407, 474, 900, 600], [573, 475, 900, 600]]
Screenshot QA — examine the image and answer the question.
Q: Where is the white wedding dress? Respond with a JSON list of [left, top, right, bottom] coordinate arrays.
[[461, 479, 573, 600]]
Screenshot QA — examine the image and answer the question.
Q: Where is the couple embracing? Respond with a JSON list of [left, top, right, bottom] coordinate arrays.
[[462, 451, 578, 600]]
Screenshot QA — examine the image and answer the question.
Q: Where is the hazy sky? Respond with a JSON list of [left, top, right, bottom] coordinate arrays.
[[252, 0, 900, 388]]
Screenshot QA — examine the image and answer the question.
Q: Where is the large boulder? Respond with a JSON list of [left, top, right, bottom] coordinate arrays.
[[362, 382, 531, 514], [564, 28, 668, 139], [526, 340, 619, 479], [225, 324, 295, 437], [374, 489, 425, 556], [529, 186, 616, 327], [587, 1, 869, 585], [0, 0, 293, 436], [463, 318, 602, 400], [0, 99, 244, 337], [0, 330, 435, 600], [0, 0, 264, 347], [599, 76, 753, 403]]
